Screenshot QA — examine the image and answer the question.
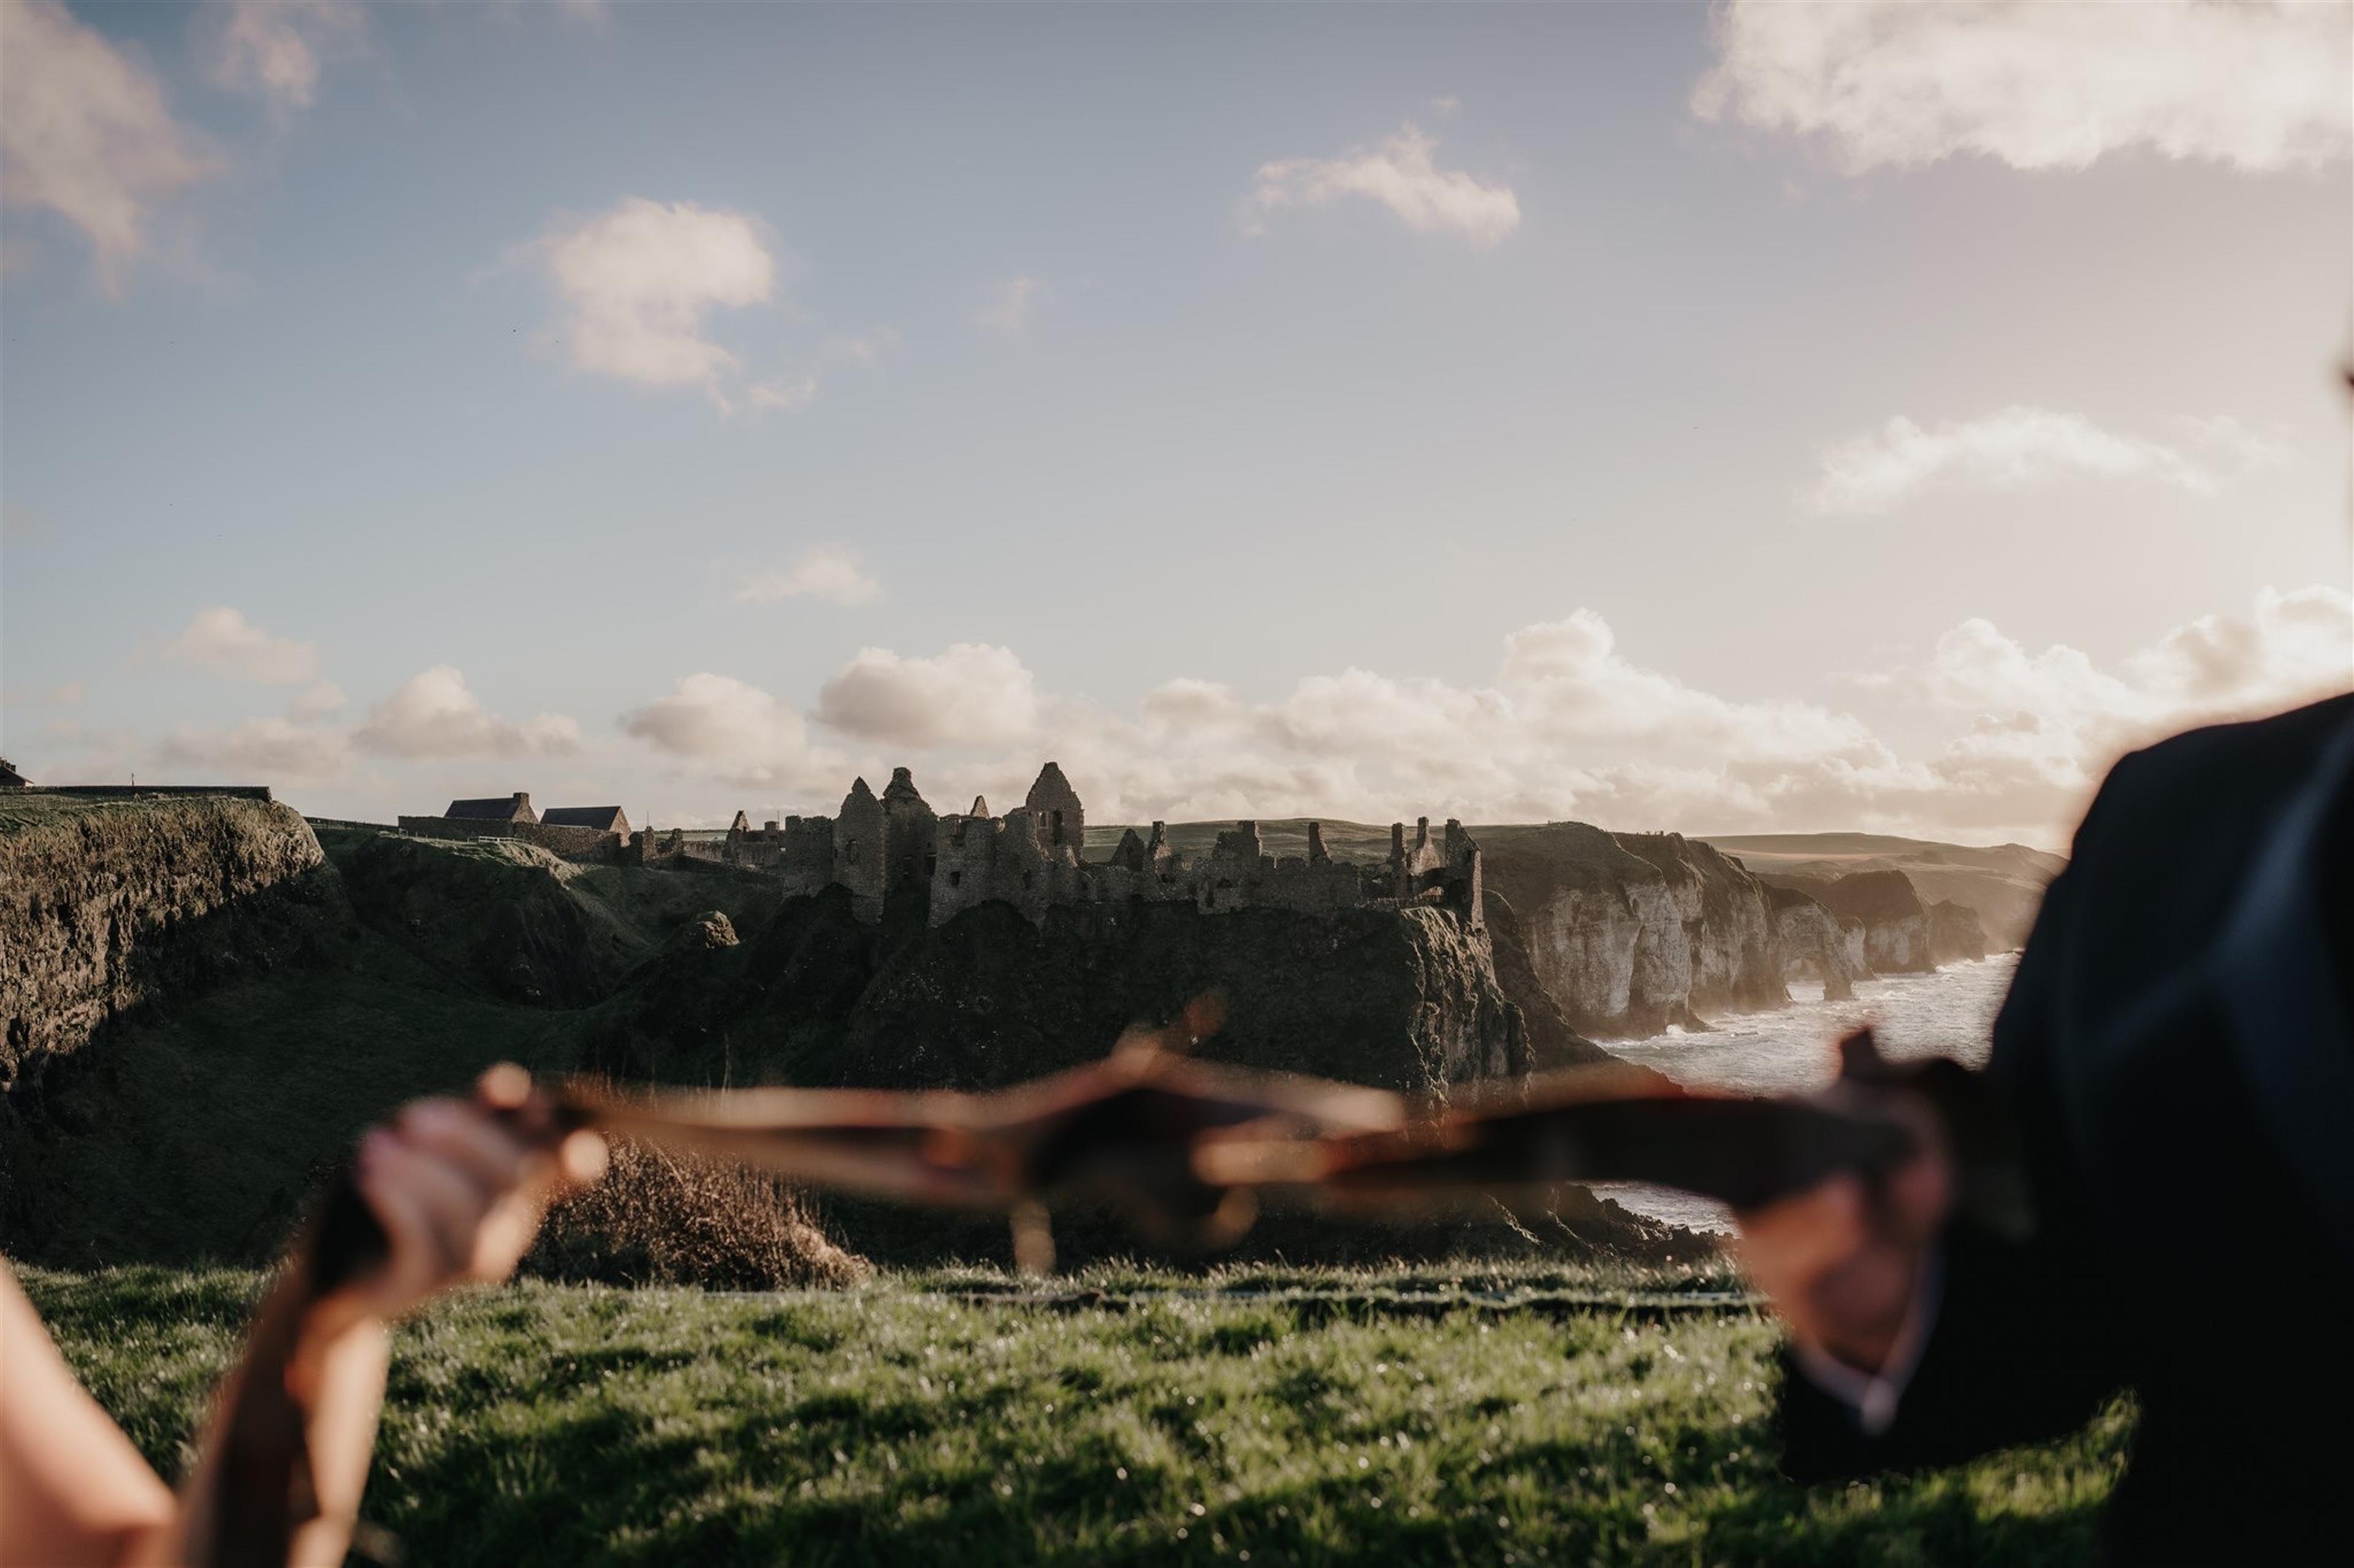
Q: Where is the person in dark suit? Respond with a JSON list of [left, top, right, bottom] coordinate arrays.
[[1735, 691, 2354, 1562]]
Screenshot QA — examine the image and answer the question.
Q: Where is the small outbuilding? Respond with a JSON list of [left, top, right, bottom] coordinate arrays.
[[0, 757, 28, 789], [541, 805, 632, 837], [445, 792, 536, 823]]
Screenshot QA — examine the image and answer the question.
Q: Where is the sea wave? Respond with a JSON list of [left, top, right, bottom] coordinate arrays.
[[1593, 954, 2019, 1233]]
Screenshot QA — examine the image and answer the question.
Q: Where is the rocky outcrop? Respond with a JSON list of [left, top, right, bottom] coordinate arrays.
[[1479, 824, 1792, 1038], [1928, 899, 1989, 964], [1, 796, 337, 1094], [1763, 883, 1862, 1000], [1757, 869, 1934, 975]]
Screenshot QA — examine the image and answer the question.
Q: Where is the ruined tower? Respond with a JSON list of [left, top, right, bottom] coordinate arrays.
[[880, 767, 938, 911], [1444, 819, 1484, 927], [1024, 761, 1084, 861], [837, 777, 886, 921]]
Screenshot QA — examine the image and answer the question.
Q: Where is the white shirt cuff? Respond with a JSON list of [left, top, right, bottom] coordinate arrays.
[[1789, 1247, 1944, 1437]]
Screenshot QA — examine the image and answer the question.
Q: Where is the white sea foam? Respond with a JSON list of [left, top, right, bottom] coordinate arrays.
[[1593, 954, 2019, 1233]]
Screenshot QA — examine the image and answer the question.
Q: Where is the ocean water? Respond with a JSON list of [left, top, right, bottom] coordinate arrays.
[[1591, 954, 2019, 1233]]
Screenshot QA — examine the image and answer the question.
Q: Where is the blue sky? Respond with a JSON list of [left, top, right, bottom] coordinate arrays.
[[3, 1, 2349, 845]]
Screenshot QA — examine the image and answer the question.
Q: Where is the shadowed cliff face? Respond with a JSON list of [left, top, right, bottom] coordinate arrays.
[[593, 889, 1533, 1103]]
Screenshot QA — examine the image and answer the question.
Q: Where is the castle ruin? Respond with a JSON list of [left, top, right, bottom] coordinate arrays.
[[646, 763, 1484, 930]]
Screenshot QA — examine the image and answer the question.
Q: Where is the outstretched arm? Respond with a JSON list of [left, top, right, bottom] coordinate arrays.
[[1738, 858, 2130, 1479], [1, 1072, 603, 1568]]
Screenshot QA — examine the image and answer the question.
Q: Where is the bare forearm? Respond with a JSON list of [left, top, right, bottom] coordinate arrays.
[[149, 1313, 390, 1568]]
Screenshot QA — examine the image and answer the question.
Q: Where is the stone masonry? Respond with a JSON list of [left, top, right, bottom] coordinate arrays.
[[689, 763, 1485, 930]]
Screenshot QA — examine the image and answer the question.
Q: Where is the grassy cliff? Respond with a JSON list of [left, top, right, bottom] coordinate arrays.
[[1, 793, 337, 1094]]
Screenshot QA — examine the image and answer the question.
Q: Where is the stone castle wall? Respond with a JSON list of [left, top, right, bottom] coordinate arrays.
[[704, 763, 1484, 932], [406, 764, 1484, 934]]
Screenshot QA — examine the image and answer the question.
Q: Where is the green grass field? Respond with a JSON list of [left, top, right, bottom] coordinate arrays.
[[21, 1263, 2128, 1566]]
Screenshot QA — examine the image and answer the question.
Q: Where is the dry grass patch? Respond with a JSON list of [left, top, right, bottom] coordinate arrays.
[[523, 1137, 870, 1290]]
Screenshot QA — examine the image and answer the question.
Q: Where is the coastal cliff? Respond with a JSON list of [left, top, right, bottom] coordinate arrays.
[[1762, 883, 1862, 1000], [1753, 869, 1935, 974], [1476, 824, 1794, 1038], [1610, 833, 1788, 1018], [1480, 891, 1622, 1071]]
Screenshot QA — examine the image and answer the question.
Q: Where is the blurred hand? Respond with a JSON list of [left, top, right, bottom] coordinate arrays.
[[337, 1065, 608, 1323], [1731, 1086, 1952, 1374]]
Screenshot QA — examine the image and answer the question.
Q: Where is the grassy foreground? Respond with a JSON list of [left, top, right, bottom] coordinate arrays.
[[21, 1263, 2128, 1566]]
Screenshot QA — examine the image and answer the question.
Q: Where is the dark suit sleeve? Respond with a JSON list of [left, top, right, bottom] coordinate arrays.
[[1773, 1222, 2128, 1480], [1775, 796, 2136, 1481]]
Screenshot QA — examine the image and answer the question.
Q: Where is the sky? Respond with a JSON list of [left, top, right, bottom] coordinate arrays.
[[2, 0, 2349, 849]]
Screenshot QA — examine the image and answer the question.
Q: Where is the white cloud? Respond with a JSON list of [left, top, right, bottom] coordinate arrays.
[[1806, 406, 2285, 514], [1846, 584, 2352, 830], [352, 665, 582, 759], [157, 717, 351, 784], [0, 0, 219, 290], [618, 672, 836, 789], [1694, 0, 2352, 174], [1241, 121, 1520, 248], [164, 606, 322, 684], [2129, 585, 2354, 704], [733, 544, 882, 607], [651, 587, 2345, 844], [977, 275, 1047, 339], [530, 197, 777, 408], [200, 1, 368, 115], [815, 643, 1042, 750], [289, 680, 346, 720]]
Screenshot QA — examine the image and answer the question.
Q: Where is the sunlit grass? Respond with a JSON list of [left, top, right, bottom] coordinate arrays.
[[20, 1263, 2125, 1566]]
